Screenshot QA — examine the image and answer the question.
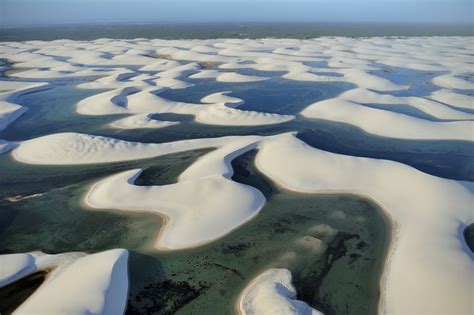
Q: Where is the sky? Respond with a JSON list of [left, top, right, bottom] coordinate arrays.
[[0, 0, 472, 27]]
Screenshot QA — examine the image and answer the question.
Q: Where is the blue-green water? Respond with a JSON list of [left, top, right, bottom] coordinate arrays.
[[1, 75, 472, 182], [0, 149, 390, 315], [0, 37, 473, 314]]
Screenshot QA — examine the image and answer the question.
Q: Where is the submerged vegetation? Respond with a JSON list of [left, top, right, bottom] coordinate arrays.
[[0, 36, 472, 314]]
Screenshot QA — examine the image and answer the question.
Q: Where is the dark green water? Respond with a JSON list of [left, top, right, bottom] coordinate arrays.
[[0, 147, 390, 315], [0, 42, 471, 314], [0, 150, 210, 253]]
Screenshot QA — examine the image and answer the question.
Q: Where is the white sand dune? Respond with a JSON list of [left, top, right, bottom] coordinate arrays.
[[77, 87, 200, 116], [220, 58, 312, 73], [77, 87, 138, 115], [126, 89, 200, 114], [429, 89, 474, 110], [254, 133, 474, 314], [302, 98, 473, 141], [189, 69, 221, 79], [155, 46, 232, 63], [2, 36, 474, 314], [216, 72, 269, 83], [217, 47, 317, 63], [377, 58, 447, 72], [4, 37, 471, 121], [12, 66, 120, 79], [238, 268, 323, 315], [0, 81, 49, 130], [109, 113, 179, 129], [98, 54, 159, 67], [155, 62, 200, 79], [12, 132, 254, 165], [283, 68, 406, 92], [86, 170, 265, 249], [432, 72, 474, 90], [139, 59, 181, 72], [9, 128, 474, 311], [77, 86, 294, 126], [189, 70, 221, 79], [0, 81, 47, 93], [0, 251, 86, 289], [12, 132, 265, 249], [338, 68, 407, 91], [340, 88, 473, 120], [282, 71, 339, 83], [85, 136, 265, 249], [153, 77, 195, 89], [76, 69, 152, 89], [0, 253, 38, 287], [200, 91, 244, 106], [326, 56, 377, 71], [0, 101, 27, 131], [195, 103, 293, 126], [62, 50, 110, 65], [12, 56, 68, 69], [8, 249, 129, 315]]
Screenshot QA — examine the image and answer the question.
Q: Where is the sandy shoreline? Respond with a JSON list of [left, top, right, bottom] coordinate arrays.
[[79, 148, 397, 314], [253, 156, 397, 315], [81, 178, 264, 252]]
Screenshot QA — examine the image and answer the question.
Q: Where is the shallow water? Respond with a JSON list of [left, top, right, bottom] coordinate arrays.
[[1, 79, 472, 182], [126, 190, 389, 315], [162, 75, 355, 115], [0, 40, 472, 314], [0, 148, 390, 315]]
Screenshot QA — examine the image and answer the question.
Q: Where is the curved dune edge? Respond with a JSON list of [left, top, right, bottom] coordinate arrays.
[[253, 133, 473, 314], [2, 35, 473, 313], [336, 88, 474, 121], [237, 268, 323, 315], [108, 113, 179, 129], [80, 135, 266, 250], [216, 72, 269, 83], [4, 37, 472, 135], [301, 96, 474, 142], [0, 251, 84, 288], [11, 132, 259, 165], [12, 132, 266, 250], [190, 70, 271, 83], [245, 167, 398, 315], [200, 91, 244, 106], [3, 39, 471, 92], [10, 131, 473, 312], [0, 81, 50, 131], [0, 81, 51, 154], [76, 86, 294, 127], [428, 89, 474, 110], [0, 249, 129, 315], [83, 170, 266, 250]]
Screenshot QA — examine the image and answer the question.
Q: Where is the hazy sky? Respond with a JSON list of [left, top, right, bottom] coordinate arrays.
[[1, 0, 472, 26]]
